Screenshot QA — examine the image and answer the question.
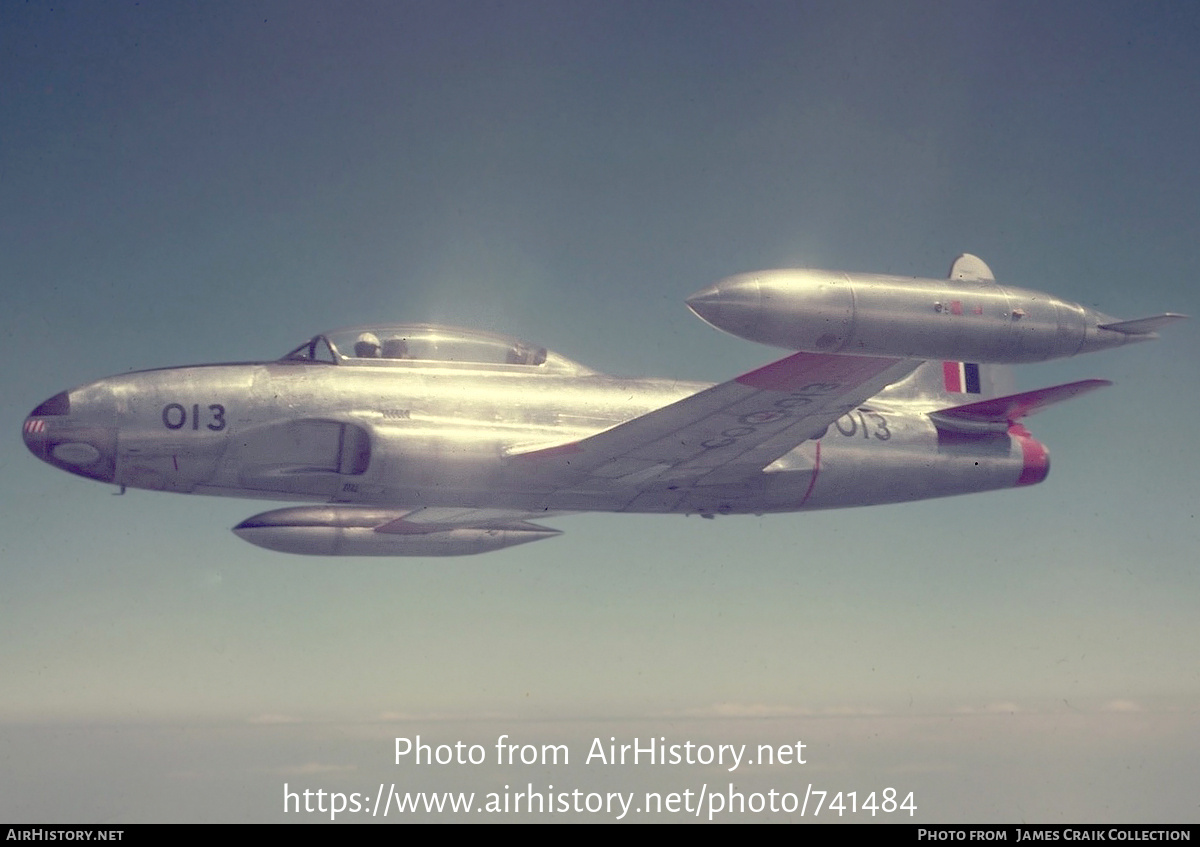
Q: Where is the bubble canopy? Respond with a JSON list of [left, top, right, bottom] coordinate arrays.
[[281, 324, 595, 375]]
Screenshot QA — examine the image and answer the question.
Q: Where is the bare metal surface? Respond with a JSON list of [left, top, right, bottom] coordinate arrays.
[[23, 259, 1180, 556], [687, 254, 1184, 363]]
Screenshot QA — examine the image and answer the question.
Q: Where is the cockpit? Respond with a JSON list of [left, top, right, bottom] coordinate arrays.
[[281, 324, 595, 375]]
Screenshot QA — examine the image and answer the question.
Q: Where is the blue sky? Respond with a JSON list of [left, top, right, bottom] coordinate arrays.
[[2, 0, 1197, 822]]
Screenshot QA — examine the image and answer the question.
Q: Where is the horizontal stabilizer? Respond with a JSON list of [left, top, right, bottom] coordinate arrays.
[[1098, 313, 1188, 334], [930, 379, 1111, 433]]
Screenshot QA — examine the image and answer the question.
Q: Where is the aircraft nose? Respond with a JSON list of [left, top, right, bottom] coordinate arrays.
[[21, 415, 48, 457], [23, 391, 70, 460], [23, 389, 117, 483]]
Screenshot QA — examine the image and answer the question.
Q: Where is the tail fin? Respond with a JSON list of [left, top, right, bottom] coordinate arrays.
[[875, 359, 1015, 405], [879, 254, 1012, 405]]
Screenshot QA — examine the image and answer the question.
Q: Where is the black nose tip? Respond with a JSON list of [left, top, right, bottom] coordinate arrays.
[[24, 392, 70, 460], [30, 391, 71, 417], [23, 390, 118, 484]]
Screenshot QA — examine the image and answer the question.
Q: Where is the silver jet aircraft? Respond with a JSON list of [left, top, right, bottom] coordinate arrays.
[[23, 255, 1183, 556]]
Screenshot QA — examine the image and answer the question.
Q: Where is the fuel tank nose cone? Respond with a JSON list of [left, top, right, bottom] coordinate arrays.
[[686, 277, 762, 336], [685, 284, 722, 322]]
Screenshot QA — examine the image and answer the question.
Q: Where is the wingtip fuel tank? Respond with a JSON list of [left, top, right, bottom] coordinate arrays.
[[233, 507, 562, 556], [686, 254, 1185, 364]]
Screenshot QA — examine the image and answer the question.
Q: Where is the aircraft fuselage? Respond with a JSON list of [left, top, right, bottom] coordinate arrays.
[[24, 357, 1036, 518]]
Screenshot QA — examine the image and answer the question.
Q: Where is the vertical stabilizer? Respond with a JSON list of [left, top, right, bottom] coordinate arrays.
[[875, 359, 1014, 404], [877, 253, 1010, 404]]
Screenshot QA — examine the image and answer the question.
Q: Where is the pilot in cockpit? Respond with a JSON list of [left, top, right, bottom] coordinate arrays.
[[354, 332, 381, 358], [382, 336, 409, 359]]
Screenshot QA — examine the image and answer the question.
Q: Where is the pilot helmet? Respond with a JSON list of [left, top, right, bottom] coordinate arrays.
[[354, 332, 381, 357]]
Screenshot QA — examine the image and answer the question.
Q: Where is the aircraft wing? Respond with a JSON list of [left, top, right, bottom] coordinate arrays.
[[511, 351, 918, 492]]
